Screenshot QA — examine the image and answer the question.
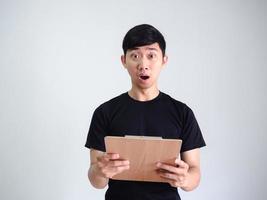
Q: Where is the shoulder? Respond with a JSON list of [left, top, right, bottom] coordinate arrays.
[[160, 92, 198, 124], [160, 92, 190, 112], [94, 92, 128, 113]]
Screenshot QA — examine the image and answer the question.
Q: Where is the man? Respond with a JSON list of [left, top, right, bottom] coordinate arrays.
[[85, 24, 206, 200]]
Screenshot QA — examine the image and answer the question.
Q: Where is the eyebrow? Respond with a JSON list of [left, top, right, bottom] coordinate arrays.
[[129, 47, 159, 52]]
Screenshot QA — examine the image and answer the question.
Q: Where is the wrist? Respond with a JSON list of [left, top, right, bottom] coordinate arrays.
[[180, 167, 200, 191], [89, 164, 109, 189]]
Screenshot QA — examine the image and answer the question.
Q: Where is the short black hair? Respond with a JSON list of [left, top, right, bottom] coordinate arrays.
[[122, 24, 166, 56]]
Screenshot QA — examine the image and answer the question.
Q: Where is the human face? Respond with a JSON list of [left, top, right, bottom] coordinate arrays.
[[121, 43, 168, 90]]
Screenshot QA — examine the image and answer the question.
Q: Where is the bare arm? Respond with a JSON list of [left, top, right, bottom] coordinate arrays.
[[156, 148, 202, 191], [180, 148, 201, 191], [88, 149, 130, 189], [88, 149, 108, 189]]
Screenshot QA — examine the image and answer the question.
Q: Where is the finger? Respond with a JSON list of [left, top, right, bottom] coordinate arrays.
[[104, 165, 130, 178], [108, 160, 130, 167], [96, 153, 115, 168], [98, 153, 120, 164], [175, 159, 189, 170], [158, 171, 179, 181], [115, 165, 130, 172], [106, 153, 120, 160], [156, 162, 182, 174], [157, 168, 185, 181], [104, 165, 130, 173], [170, 180, 183, 188], [158, 173, 185, 188], [96, 156, 107, 168], [96, 153, 111, 163]]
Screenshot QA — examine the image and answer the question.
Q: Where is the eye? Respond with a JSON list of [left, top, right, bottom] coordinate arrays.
[[148, 53, 157, 60], [130, 53, 139, 60]]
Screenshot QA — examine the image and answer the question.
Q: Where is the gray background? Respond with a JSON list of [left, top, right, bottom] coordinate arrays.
[[1, 0, 266, 199]]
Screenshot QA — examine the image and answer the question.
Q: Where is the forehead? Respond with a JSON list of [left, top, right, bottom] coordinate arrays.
[[128, 43, 161, 53]]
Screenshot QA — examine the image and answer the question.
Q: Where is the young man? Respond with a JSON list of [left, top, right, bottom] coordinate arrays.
[[85, 24, 206, 200]]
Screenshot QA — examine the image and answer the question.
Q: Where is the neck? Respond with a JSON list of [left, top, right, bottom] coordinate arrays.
[[128, 86, 160, 101]]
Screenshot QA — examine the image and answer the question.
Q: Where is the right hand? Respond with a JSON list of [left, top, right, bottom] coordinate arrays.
[[96, 153, 130, 179]]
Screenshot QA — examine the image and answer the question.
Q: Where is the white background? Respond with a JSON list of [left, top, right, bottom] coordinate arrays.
[[1, 0, 267, 199]]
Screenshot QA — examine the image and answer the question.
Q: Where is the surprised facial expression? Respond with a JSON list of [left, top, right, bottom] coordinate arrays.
[[121, 43, 168, 90]]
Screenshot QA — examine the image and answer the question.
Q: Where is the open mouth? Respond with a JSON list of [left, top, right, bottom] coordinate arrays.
[[140, 75, 150, 80]]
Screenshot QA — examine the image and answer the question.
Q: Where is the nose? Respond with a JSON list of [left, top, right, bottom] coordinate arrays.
[[137, 58, 149, 71]]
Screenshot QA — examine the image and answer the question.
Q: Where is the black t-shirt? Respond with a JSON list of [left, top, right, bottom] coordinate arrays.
[[85, 92, 206, 200]]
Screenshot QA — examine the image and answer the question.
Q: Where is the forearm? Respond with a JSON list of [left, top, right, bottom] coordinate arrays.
[[181, 166, 201, 191], [88, 163, 109, 189]]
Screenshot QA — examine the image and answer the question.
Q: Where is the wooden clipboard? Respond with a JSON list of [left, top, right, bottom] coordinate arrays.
[[104, 135, 182, 182]]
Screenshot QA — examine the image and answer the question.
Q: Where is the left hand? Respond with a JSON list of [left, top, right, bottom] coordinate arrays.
[[156, 158, 189, 188]]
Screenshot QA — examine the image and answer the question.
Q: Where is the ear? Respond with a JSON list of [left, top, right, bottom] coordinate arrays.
[[121, 55, 127, 69], [162, 55, 168, 68]]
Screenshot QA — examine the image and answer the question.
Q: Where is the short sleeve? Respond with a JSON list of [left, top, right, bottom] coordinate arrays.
[[180, 105, 206, 152], [85, 105, 109, 152]]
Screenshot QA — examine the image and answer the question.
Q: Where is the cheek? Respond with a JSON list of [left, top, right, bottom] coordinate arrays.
[[127, 64, 138, 72], [125, 61, 136, 69], [152, 66, 162, 76], [127, 68, 137, 77]]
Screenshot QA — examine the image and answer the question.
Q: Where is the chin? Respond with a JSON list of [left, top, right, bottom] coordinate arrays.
[[137, 84, 154, 90], [132, 79, 156, 90]]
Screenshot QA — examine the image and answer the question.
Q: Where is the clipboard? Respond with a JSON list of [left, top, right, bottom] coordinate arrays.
[[104, 135, 182, 182]]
